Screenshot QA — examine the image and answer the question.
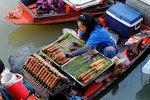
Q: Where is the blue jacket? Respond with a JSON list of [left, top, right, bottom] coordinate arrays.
[[79, 25, 115, 48]]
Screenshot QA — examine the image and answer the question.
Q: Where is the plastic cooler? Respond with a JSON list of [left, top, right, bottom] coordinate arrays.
[[106, 2, 143, 38]]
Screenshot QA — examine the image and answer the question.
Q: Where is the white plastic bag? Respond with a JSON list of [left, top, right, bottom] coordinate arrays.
[[62, 28, 79, 38], [125, 30, 150, 45]]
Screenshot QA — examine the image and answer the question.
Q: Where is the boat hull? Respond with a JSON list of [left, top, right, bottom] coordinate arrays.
[[17, 13, 150, 100], [88, 43, 150, 100], [21, 23, 150, 99], [4, 1, 110, 25]]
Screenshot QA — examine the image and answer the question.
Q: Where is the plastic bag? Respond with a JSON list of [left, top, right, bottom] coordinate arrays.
[[8, 47, 31, 74], [62, 28, 79, 38], [109, 30, 119, 44], [114, 53, 130, 68], [125, 30, 150, 45]]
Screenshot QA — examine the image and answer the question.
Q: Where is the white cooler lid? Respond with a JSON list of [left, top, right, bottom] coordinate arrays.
[[63, 0, 104, 11], [66, 0, 94, 6]]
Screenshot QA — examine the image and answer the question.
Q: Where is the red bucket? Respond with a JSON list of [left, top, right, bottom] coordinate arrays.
[[1, 73, 29, 100]]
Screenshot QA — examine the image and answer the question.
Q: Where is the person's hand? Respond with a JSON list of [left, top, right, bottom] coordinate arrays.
[[54, 52, 66, 60]]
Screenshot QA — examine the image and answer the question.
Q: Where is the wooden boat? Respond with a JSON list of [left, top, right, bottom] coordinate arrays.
[[8, 3, 150, 100], [19, 13, 150, 100], [3, 0, 112, 25]]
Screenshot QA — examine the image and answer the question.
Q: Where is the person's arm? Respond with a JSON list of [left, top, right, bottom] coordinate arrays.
[[65, 45, 92, 58]]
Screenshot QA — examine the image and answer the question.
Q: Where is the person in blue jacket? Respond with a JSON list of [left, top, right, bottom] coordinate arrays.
[[56, 13, 118, 59]]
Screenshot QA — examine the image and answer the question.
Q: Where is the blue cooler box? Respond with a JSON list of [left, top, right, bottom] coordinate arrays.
[[106, 2, 143, 38]]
